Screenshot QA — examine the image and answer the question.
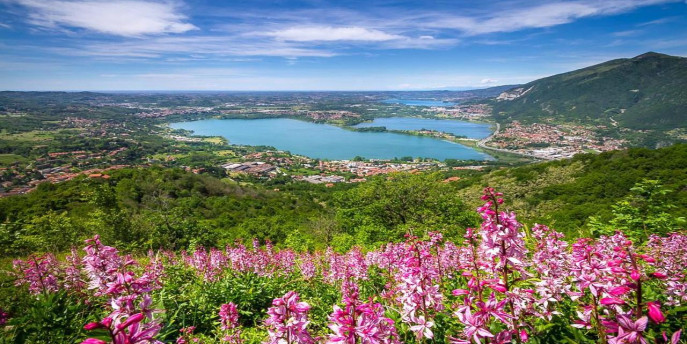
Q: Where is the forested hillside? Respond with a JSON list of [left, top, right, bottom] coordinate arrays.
[[2, 144, 686, 258], [457, 143, 687, 235], [492, 52, 687, 130]]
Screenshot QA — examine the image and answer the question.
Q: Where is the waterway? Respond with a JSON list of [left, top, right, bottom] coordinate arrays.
[[169, 118, 493, 161], [354, 117, 491, 139]]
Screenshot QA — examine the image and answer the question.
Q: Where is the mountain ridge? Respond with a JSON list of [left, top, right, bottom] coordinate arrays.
[[492, 52, 687, 130]]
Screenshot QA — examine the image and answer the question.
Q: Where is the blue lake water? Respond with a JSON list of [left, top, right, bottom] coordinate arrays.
[[169, 118, 493, 161], [354, 117, 492, 139], [381, 99, 456, 106]]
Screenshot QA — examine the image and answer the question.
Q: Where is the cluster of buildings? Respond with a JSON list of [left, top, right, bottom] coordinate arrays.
[[0, 146, 132, 197], [294, 174, 346, 185], [319, 160, 442, 177], [488, 121, 627, 159], [134, 107, 214, 118], [305, 110, 360, 121], [222, 161, 278, 177], [427, 104, 492, 120], [0, 165, 128, 197], [169, 135, 204, 142]]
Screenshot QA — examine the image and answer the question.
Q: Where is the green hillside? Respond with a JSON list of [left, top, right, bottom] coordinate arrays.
[[1, 145, 686, 257], [456, 143, 687, 235], [492, 52, 687, 130]]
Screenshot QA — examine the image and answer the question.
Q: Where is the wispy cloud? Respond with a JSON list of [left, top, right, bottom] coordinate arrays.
[[48, 35, 337, 59], [637, 16, 681, 26], [613, 29, 643, 37], [10, 0, 197, 36], [421, 0, 681, 35], [2, 0, 686, 90], [266, 27, 402, 42]]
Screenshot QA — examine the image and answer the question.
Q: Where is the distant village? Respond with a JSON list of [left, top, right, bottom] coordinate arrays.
[[219, 151, 451, 186], [0, 98, 640, 197], [486, 121, 627, 159]]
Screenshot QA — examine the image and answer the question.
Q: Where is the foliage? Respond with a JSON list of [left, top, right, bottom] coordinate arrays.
[[332, 172, 478, 247], [493, 52, 687, 132], [2, 189, 686, 344], [457, 144, 687, 236], [590, 179, 686, 241]]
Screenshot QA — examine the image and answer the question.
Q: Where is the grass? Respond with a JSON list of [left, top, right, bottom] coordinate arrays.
[[216, 150, 238, 157], [0, 154, 29, 166], [202, 136, 227, 145], [0, 130, 54, 142]]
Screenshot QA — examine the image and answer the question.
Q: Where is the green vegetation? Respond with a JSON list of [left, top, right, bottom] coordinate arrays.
[[2, 144, 686, 258], [456, 143, 687, 236], [0, 168, 480, 256], [492, 52, 687, 145]]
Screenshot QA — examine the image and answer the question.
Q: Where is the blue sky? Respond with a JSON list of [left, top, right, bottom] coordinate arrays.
[[1, 0, 686, 91]]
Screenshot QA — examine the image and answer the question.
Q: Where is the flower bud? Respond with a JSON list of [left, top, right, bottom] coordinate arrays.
[[600, 297, 625, 306], [647, 302, 666, 323], [81, 339, 107, 344], [117, 313, 144, 330], [651, 272, 668, 279], [608, 286, 632, 296], [630, 270, 641, 281], [83, 322, 103, 331]]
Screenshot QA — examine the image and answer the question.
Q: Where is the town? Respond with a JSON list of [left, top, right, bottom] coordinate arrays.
[[0, 91, 672, 197]]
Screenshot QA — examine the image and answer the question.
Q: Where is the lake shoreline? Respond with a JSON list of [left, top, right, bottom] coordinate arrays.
[[169, 117, 495, 161]]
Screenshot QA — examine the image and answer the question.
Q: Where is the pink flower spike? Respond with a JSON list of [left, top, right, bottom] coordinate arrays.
[[647, 302, 666, 323], [519, 329, 529, 342]]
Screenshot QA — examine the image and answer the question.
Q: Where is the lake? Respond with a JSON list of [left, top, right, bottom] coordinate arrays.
[[381, 99, 456, 106], [169, 118, 493, 161], [354, 117, 492, 139]]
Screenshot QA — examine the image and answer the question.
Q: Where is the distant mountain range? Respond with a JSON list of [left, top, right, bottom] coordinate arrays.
[[491, 52, 687, 130]]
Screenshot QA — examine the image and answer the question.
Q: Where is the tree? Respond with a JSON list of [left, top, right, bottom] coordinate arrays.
[[589, 179, 686, 241]]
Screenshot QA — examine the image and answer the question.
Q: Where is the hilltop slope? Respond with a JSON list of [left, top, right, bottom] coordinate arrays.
[[492, 52, 687, 130]]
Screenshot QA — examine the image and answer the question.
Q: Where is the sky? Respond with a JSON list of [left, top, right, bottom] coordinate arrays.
[[0, 0, 686, 91]]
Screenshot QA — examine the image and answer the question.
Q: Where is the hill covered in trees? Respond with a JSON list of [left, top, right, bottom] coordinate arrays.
[[492, 52, 687, 130], [1, 144, 686, 257]]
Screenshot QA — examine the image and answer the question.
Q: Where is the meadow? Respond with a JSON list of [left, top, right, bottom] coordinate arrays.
[[3, 188, 685, 344]]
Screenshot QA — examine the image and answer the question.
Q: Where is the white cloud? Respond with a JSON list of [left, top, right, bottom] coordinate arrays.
[[480, 78, 498, 85], [267, 26, 403, 42], [4, 0, 683, 64], [13, 0, 197, 36], [0, 22, 11, 29], [637, 16, 680, 26], [613, 29, 642, 37], [48, 35, 337, 58], [424, 0, 679, 35]]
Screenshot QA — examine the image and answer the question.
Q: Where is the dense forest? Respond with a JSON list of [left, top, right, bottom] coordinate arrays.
[[2, 144, 686, 258], [492, 52, 687, 131]]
